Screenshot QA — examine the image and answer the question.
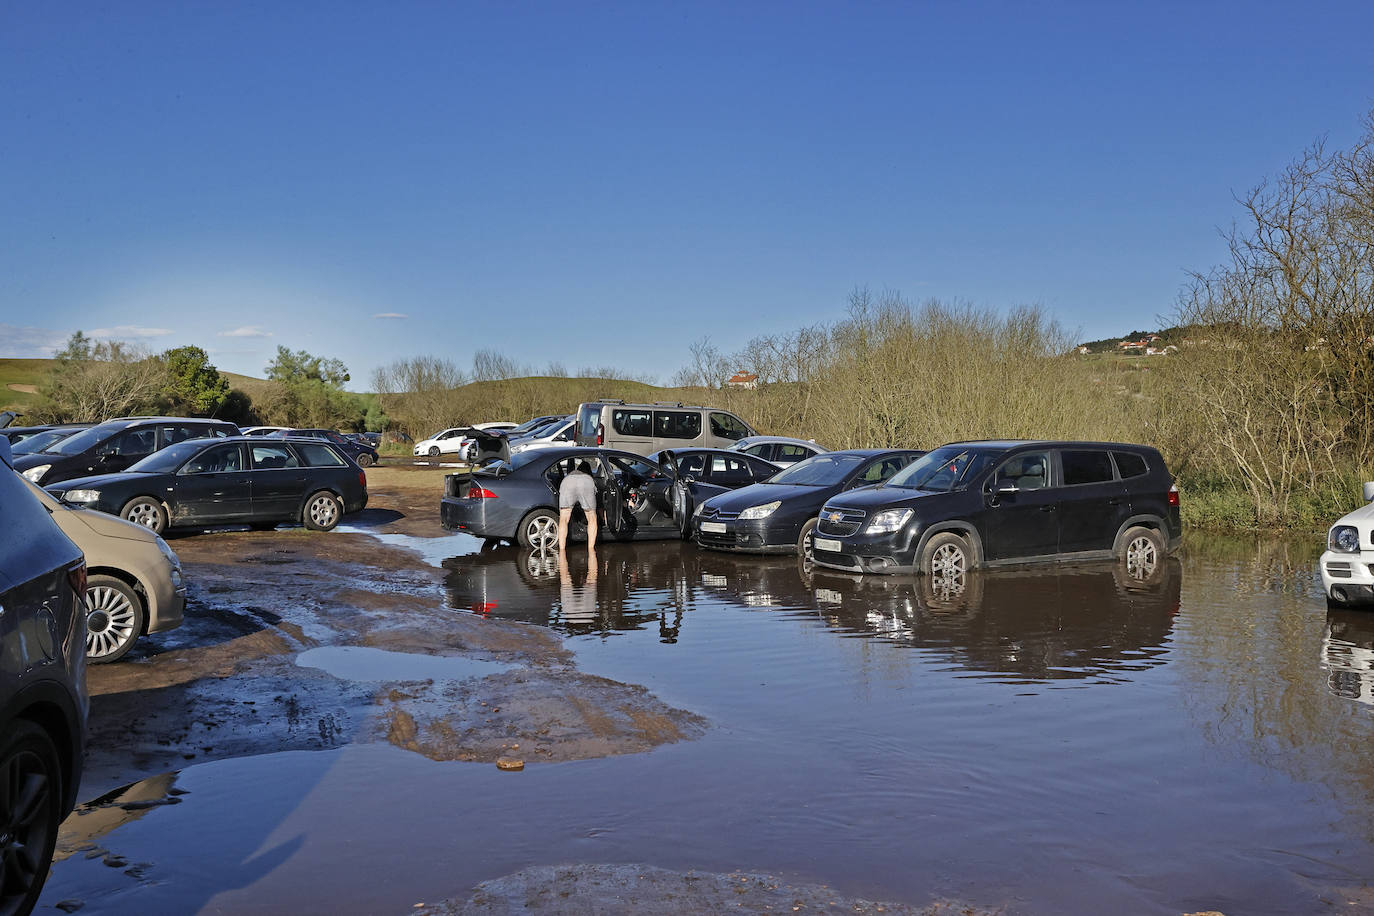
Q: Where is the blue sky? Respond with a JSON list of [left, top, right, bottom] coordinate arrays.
[[3, 2, 1372, 388]]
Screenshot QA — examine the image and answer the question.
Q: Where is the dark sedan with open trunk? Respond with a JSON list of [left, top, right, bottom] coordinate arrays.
[[44, 436, 368, 535]]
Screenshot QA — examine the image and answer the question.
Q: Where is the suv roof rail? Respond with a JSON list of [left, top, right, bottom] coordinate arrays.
[[594, 398, 626, 405], [651, 401, 686, 407]]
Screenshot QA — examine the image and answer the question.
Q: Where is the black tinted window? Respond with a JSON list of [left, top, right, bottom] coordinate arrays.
[[612, 409, 652, 437], [708, 455, 754, 485], [298, 443, 346, 467], [1060, 450, 1115, 486], [654, 410, 701, 440], [101, 428, 157, 456], [1113, 451, 1148, 479], [709, 412, 750, 441], [251, 444, 300, 469], [776, 444, 813, 462], [182, 444, 245, 474]]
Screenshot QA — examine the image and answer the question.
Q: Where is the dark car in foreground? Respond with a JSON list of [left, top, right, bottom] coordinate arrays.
[[12, 417, 240, 486], [0, 437, 88, 914], [45, 436, 368, 535], [270, 428, 379, 468], [647, 448, 783, 535], [694, 449, 924, 558], [811, 440, 1180, 577]]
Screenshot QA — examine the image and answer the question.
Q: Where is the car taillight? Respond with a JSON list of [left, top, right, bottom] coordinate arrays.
[[68, 561, 87, 603], [359, 470, 368, 489], [1168, 484, 1179, 507], [467, 485, 498, 499], [597, 423, 604, 446]]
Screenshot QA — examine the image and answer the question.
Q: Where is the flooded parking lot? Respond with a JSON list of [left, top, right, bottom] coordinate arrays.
[[36, 503, 1374, 914]]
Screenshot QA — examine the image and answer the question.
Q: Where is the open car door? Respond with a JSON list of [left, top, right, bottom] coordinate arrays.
[[596, 457, 625, 537]]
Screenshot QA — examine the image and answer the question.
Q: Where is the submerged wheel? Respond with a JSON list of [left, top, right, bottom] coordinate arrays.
[[302, 491, 342, 531], [85, 574, 145, 663], [1120, 526, 1164, 580], [0, 721, 63, 916], [121, 496, 167, 535], [797, 517, 818, 562], [517, 509, 559, 549], [920, 532, 970, 588]]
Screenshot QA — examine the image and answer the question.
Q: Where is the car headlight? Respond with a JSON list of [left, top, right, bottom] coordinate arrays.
[[21, 464, 51, 482], [865, 508, 913, 534], [1330, 525, 1361, 553], [739, 500, 781, 520], [62, 488, 101, 504]]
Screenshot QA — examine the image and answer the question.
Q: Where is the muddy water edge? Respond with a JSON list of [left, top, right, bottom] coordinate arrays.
[[37, 471, 1374, 914]]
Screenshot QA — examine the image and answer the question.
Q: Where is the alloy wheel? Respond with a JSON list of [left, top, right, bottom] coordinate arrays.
[[0, 745, 53, 913], [1125, 534, 1159, 579], [125, 502, 161, 530], [85, 583, 138, 660], [308, 495, 339, 528], [526, 515, 557, 549]]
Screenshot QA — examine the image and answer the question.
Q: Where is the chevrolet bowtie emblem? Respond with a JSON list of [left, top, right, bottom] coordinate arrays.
[[827, 512, 842, 522]]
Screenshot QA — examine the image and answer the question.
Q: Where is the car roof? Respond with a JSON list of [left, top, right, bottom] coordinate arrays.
[[825, 448, 923, 458], [938, 439, 1159, 451], [736, 435, 822, 447]]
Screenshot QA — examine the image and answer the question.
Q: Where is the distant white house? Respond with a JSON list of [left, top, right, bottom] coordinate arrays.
[[726, 371, 759, 390]]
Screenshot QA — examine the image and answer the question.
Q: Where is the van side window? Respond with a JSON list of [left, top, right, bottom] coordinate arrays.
[[1112, 451, 1148, 479], [1060, 450, 1115, 486], [709, 412, 750, 441], [653, 410, 701, 440], [612, 409, 652, 438]]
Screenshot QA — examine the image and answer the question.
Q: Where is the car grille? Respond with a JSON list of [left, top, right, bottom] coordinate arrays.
[[698, 506, 738, 521], [1326, 561, 1353, 579], [817, 507, 865, 537]]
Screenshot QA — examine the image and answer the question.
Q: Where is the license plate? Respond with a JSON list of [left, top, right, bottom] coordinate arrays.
[[816, 588, 843, 605], [813, 537, 842, 553], [700, 521, 727, 534]]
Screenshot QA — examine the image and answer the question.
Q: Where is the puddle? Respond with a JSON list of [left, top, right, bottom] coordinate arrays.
[[336, 528, 481, 566], [296, 646, 512, 682]]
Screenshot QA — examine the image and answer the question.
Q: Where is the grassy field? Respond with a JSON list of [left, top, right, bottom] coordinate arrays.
[[0, 358, 48, 412]]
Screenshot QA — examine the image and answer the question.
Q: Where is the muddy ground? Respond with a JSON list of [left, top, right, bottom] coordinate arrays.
[[67, 462, 993, 914]]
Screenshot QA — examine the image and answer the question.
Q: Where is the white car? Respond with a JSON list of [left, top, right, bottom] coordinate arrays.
[[1320, 481, 1374, 606], [455, 422, 518, 461], [414, 427, 471, 457], [510, 417, 577, 454]]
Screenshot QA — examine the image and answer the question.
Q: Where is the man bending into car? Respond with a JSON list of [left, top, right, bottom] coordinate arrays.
[[557, 459, 598, 552]]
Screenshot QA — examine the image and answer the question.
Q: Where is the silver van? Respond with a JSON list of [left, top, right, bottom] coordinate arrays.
[[575, 400, 756, 456]]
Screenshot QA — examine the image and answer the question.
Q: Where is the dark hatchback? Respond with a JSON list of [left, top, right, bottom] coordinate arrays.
[[44, 436, 368, 535], [0, 437, 88, 914], [811, 440, 1180, 577], [270, 428, 379, 468], [12, 417, 240, 486], [694, 449, 924, 557]]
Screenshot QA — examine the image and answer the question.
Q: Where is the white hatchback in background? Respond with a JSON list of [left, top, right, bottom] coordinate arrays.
[[414, 427, 470, 457], [1320, 481, 1374, 607], [25, 480, 185, 662]]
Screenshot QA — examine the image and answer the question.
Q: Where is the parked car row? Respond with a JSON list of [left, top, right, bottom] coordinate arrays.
[[442, 401, 1184, 584]]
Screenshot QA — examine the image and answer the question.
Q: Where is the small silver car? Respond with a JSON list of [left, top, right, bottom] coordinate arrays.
[[26, 480, 186, 662]]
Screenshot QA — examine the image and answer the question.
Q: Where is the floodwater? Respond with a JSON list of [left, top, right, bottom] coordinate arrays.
[[41, 535, 1374, 914]]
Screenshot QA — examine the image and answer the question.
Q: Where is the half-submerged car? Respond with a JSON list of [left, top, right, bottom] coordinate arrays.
[[811, 440, 1180, 576], [694, 449, 924, 558], [45, 436, 368, 535], [1320, 481, 1374, 607]]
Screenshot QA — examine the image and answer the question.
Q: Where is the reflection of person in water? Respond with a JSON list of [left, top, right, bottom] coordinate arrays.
[[558, 549, 599, 628], [558, 459, 599, 552]]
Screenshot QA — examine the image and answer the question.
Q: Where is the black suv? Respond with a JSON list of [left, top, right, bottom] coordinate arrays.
[[0, 437, 88, 913], [811, 440, 1180, 577], [11, 417, 240, 486]]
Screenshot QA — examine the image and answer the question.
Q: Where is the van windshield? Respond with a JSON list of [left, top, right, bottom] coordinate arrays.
[[885, 445, 1005, 491]]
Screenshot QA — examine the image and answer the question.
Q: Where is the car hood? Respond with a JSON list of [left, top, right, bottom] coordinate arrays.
[[65, 502, 163, 544], [1332, 499, 1374, 530], [823, 484, 944, 511], [10, 450, 61, 471], [46, 471, 158, 493], [705, 482, 836, 513]]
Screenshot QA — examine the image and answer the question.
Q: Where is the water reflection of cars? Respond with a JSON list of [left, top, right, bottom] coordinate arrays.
[[809, 557, 1182, 682], [1323, 611, 1374, 705], [44, 437, 368, 535]]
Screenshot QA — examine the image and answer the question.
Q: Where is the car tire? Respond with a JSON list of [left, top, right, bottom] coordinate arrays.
[[0, 720, 64, 916], [356, 453, 375, 468], [302, 491, 343, 531], [85, 574, 146, 663], [920, 531, 971, 582], [1119, 525, 1164, 580], [517, 509, 559, 549], [121, 496, 167, 535], [427, 446, 440, 457], [796, 518, 818, 561]]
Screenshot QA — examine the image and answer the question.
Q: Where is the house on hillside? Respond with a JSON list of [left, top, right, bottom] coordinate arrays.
[[1074, 345, 1091, 355], [726, 371, 759, 390]]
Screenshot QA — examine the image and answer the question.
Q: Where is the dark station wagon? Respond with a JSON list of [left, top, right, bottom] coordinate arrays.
[[811, 440, 1180, 578]]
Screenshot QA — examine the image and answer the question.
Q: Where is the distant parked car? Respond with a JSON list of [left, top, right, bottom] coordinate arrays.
[[811, 440, 1180, 577], [269, 428, 378, 467], [509, 416, 577, 454], [241, 426, 291, 437], [695, 449, 924, 558], [0, 437, 88, 913], [1320, 481, 1374, 607], [348, 432, 381, 449], [45, 436, 368, 535], [727, 435, 828, 467], [11, 416, 240, 486], [25, 479, 185, 663], [7, 423, 94, 455]]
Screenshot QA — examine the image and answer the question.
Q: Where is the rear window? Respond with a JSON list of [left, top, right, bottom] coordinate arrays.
[[1060, 449, 1115, 486], [578, 406, 601, 440], [654, 410, 701, 440], [612, 409, 652, 438], [1113, 451, 1149, 479], [298, 443, 347, 467]]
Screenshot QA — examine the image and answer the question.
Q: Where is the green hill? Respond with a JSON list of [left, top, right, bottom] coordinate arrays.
[[0, 359, 48, 412]]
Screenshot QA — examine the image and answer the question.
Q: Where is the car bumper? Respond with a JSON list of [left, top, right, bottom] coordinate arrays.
[[441, 496, 498, 537], [1320, 549, 1374, 602], [811, 526, 918, 575], [694, 516, 802, 554]]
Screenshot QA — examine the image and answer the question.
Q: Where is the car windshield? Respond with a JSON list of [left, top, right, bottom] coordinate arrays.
[[126, 440, 213, 473], [44, 422, 124, 455], [885, 445, 1006, 491], [768, 453, 866, 486], [13, 429, 81, 455]]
